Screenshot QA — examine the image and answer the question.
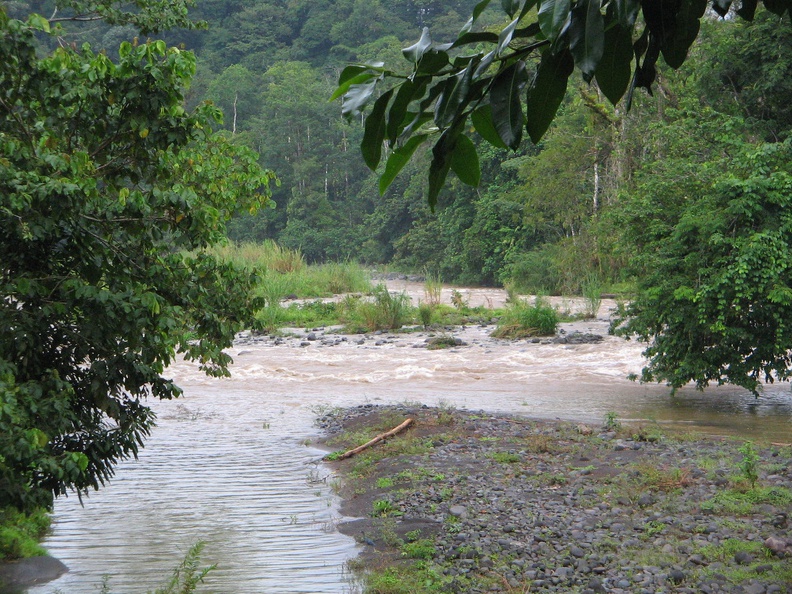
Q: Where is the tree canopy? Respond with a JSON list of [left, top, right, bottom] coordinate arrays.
[[0, 6, 274, 511], [336, 0, 792, 206]]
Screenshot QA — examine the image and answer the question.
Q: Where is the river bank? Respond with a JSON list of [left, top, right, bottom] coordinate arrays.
[[318, 404, 792, 593]]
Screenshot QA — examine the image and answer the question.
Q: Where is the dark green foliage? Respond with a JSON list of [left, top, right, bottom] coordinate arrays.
[[615, 133, 792, 394], [0, 507, 51, 559], [0, 9, 274, 511], [343, 0, 788, 205]]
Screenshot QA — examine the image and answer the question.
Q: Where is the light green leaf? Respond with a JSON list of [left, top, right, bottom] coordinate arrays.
[[331, 71, 377, 102]]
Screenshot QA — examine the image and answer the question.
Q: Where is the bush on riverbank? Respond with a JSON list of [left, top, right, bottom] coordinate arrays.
[[491, 297, 559, 338], [0, 507, 50, 560]]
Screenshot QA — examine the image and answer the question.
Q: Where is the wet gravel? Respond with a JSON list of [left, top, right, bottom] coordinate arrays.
[[319, 405, 792, 593]]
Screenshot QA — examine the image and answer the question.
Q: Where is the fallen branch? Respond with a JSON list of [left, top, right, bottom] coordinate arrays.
[[328, 418, 414, 461]]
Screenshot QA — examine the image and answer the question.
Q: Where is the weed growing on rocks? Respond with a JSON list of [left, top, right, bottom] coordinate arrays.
[[321, 405, 792, 594]]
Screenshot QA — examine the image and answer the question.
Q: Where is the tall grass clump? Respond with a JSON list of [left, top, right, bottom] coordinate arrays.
[[423, 271, 443, 306], [0, 506, 50, 560], [353, 285, 412, 332], [208, 240, 305, 273], [582, 273, 603, 319], [491, 297, 559, 339], [212, 242, 370, 300], [306, 261, 371, 295]]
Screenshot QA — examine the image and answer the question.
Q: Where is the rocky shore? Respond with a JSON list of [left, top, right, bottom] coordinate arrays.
[[318, 404, 792, 593]]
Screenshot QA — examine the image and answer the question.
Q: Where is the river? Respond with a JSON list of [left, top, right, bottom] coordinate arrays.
[[24, 284, 792, 593]]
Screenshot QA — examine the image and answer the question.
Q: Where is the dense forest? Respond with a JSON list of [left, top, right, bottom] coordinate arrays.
[[3, 0, 792, 559], [6, 1, 789, 295]]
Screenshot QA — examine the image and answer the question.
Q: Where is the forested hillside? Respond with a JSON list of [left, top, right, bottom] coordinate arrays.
[[11, 1, 790, 295]]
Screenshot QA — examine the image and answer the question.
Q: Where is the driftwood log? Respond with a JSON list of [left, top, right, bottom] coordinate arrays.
[[328, 418, 414, 461]]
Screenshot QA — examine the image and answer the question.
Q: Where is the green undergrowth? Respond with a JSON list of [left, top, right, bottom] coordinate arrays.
[[701, 485, 792, 515], [0, 506, 50, 560], [210, 240, 372, 299], [697, 539, 792, 586], [257, 291, 502, 334], [327, 407, 791, 594], [491, 297, 559, 338], [351, 563, 452, 594]]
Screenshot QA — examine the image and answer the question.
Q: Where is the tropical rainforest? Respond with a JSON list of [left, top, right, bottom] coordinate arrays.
[[5, 0, 788, 293], [2, 0, 792, 539]]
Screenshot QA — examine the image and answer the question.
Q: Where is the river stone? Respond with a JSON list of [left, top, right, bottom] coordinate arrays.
[[587, 577, 607, 593], [764, 536, 791, 556], [734, 551, 754, 565], [449, 505, 468, 518], [669, 569, 686, 584], [0, 556, 68, 590]]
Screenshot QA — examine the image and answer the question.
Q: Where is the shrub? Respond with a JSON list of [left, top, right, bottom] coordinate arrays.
[[491, 297, 559, 338], [356, 285, 412, 332]]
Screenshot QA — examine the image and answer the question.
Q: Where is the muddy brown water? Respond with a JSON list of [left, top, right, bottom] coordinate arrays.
[[25, 283, 792, 593]]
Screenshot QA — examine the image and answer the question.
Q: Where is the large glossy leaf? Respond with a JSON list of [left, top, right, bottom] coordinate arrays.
[[471, 105, 508, 149], [763, 0, 792, 16], [435, 61, 476, 128], [525, 49, 574, 143], [461, 0, 494, 33], [379, 134, 429, 195], [452, 31, 500, 48], [569, 0, 604, 82], [387, 81, 422, 142], [491, 62, 528, 149], [538, 0, 572, 42], [594, 22, 633, 105], [712, 0, 733, 16], [428, 127, 460, 209], [403, 28, 433, 63], [416, 50, 450, 74], [614, 0, 640, 27], [341, 79, 379, 117], [330, 70, 377, 102], [450, 134, 481, 187], [659, 0, 707, 69], [736, 0, 758, 19], [361, 89, 393, 171], [497, 17, 520, 55], [502, 0, 526, 17]]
